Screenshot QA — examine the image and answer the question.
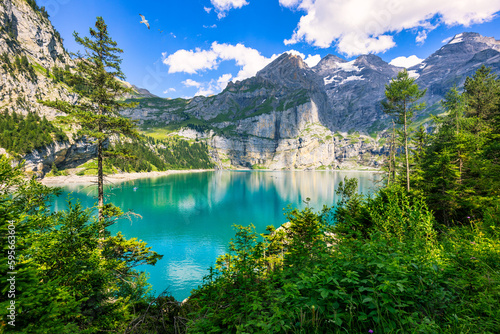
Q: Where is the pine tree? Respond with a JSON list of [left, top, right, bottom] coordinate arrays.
[[382, 69, 426, 191], [49, 17, 138, 222], [464, 65, 500, 122]]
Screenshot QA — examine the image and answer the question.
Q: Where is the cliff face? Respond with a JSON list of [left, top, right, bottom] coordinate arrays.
[[0, 0, 78, 118]]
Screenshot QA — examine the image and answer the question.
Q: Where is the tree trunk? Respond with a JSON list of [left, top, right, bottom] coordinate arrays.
[[97, 102, 104, 224], [388, 120, 396, 186], [97, 138, 104, 223], [404, 109, 410, 192]]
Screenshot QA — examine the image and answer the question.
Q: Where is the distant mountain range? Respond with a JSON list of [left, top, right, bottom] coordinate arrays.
[[1, 0, 499, 170], [122, 32, 500, 169]]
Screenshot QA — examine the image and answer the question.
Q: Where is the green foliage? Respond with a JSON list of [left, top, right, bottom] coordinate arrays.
[[106, 135, 214, 172], [463, 65, 499, 122], [175, 177, 499, 333], [0, 110, 67, 155], [45, 162, 69, 177], [420, 67, 500, 224], [333, 178, 372, 239], [0, 156, 162, 333], [382, 69, 427, 191]]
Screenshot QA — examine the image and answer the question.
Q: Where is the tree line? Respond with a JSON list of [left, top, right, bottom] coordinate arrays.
[[382, 65, 499, 225], [107, 135, 213, 172], [0, 110, 67, 155]]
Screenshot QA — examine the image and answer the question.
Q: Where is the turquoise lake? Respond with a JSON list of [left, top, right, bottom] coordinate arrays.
[[51, 170, 381, 301]]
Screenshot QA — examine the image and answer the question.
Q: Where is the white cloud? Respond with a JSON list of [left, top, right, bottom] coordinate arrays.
[[194, 73, 234, 97], [217, 73, 233, 90], [163, 48, 219, 74], [164, 42, 276, 81], [416, 30, 428, 45], [281, 0, 500, 56], [389, 55, 424, 68], [304, 54, 322, 67], [195, 87, 216, 96], [203, 24, 217, 28], [182, 79, 202, 88], [163, 88, 176, 94], [211, 0, 249, 19], [212, 42, 277, 81], [279, 0, 301, 7], [204, 6, 212, 13]]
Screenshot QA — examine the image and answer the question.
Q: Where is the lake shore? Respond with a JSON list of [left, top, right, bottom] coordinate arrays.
[[40, 168, 382, 186], [40, 169, 211, 186]]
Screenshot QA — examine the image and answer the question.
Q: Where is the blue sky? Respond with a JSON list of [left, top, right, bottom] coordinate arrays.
[[40, 0, 500, 98]]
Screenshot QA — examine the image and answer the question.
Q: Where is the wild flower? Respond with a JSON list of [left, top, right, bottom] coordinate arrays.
[[368, 330, 374, 333]]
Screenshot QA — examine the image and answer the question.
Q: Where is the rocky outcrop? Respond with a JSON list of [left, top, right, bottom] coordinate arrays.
[[0, 0, 71, 67], [21, 138, 101, 177], [0, 0, 78, 120]]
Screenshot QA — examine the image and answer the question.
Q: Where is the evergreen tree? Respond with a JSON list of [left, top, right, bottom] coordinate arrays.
[[382, 69, 426, 191], [48, 17, 138, 222], [463, 65, 500, 122]]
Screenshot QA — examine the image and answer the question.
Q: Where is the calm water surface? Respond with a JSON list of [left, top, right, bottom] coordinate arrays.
[[52, 170, 381, 300]]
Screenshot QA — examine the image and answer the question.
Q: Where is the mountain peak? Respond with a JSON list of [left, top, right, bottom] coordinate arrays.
[[260, 53, 308, 73], [313, 54, 347, 74], [354, 54, 388, 67], [256, 52, 312, 88], [443, 32, 500, 51]]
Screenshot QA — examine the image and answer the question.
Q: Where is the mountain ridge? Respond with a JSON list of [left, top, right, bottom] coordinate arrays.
[[122, 31, 500, 169]]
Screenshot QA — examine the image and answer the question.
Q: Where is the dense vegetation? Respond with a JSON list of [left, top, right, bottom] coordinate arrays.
[[0, 156, 162, 333], [0, 110, 67, 155], [107, 135, 214, 172]]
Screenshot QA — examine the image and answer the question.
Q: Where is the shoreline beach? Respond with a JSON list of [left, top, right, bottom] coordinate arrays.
[[40, 169, 211, 186]]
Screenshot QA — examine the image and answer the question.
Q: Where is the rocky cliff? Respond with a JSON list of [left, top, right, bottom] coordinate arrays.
[[0, 0, 156, 176], [0, 0, 78, 118]]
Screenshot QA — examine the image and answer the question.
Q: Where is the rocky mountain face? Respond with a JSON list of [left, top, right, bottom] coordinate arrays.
[[0, 0, 87, 175], [0, 0, 77, 117], [123, 32, 500, 170], [0, 0, 156, 176], [409, 32, 500, 107], [315, 54, 402, 132]]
